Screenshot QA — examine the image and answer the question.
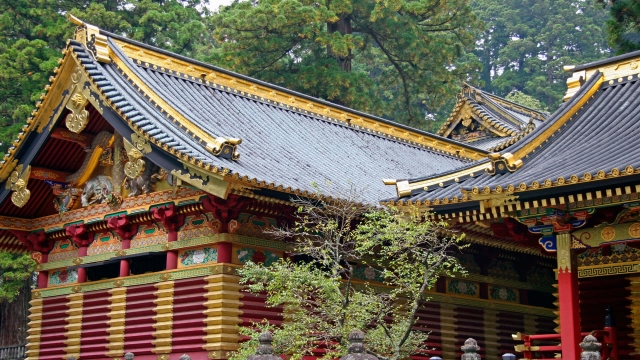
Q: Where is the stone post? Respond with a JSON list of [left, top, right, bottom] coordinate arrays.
[[247, 332, 281, 360], [339, 330, 378, 360], [579, 335, 601, 360], [461, 338, 480, 360], [502, 353, 516, 360]]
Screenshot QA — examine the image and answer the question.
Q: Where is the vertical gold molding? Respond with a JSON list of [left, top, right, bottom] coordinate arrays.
[[557, 233, 573, 273], [202, 269, 243, 359], [152, 281, 174, 356], [483, 309, 499, 359], [440, 303, 457, 359], [628, 275, 640, 355], [64, 293, 84, 358], [25, 297, 43, 360], [106, 287, 127, 358]]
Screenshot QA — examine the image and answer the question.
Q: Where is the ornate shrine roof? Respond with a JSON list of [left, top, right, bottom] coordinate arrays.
[[386, 59, 640, 210], [0, 15, 488, 233], [436, 84, 548, 151]]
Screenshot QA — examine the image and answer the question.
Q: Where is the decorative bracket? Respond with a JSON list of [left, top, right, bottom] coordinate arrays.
[[205, 137, 241, 160], [6, 164, 31, 208], [69, 14, 110, 63], [486, 152, 523, 175]]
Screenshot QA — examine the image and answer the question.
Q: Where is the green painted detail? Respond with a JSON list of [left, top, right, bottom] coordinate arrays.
[[81, 252, 117, 264], [144, 228, 156, 235], [100, 236, 111, 242], [171, 266, 214, 280], [40, 259, 75, 271], [177, 199, 198, 206], [489, 285, 518, 302], [38, 286, 73, 298], [104, 211, 128, 220], [234, 235, 290, 251], [149, 202, 174, 211], [86, 217, 104, 224], [447, 279, 478, 297], [80, 281, 114, 293], [63, 220, 84, 228], [60, 243, 69, 249], [192, 219, 205, 226], [127, 244, 164, 255], [172, 235, 222, 250]]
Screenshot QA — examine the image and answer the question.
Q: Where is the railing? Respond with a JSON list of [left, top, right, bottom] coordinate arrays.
[[513, 327, 617, 360], [0, 345, 26, 360]]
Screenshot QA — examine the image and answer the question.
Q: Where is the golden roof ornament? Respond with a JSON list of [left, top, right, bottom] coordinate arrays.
[[6, 164, 32, 208]]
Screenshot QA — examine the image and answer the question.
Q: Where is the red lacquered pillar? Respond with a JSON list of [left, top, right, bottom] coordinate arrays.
[[37, 254, 49, 289], [556, 233, 581, 360], [166, 230, 178, 270], [77, 246, 88, 283], [120, 239, 131, 277], [218, 242, 232, 263]]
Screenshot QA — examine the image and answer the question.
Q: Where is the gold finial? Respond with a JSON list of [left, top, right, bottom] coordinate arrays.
[[67, 13, 84, 26]]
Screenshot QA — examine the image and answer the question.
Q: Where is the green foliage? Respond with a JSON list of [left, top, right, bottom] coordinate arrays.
[[209, 0, 481, 128], [0, 251, 35, 302], [0, 0, 212, 155], [471, 0, 611, 109], [233, 189, 464, 360], [504, 91, 546, 112], [600, 0, 640, 54]]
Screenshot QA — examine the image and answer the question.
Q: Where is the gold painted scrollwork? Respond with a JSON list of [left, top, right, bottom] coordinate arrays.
[[6, 164, 31, 208], [65, 92, 90, 133]]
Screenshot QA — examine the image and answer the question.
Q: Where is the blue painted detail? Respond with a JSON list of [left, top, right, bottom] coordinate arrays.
[[539, 235, 557, 252]]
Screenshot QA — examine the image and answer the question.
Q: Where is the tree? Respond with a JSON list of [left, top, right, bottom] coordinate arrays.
[[599, 0, 640, 54], [0, 252, 35, 346], [505, 91, 546, 112], [471, 0, 611, 108], [0, 0, 213, 155], [231, 188, 465, 360], [208, 0, 481, 128]]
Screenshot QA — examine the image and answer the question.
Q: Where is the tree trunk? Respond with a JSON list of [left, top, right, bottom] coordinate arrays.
[[327, 15, 353, 72], [0, 276, 31, 346]]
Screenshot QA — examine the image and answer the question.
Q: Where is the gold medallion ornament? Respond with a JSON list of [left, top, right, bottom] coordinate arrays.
[[6, 164, 31, 208], [65, 92, 90, 133], [123, 134, 151, 179], [629, 223, 640, 238], [601, 226, 616, 242]]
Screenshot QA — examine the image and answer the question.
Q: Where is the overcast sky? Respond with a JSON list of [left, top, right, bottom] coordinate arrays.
[[205, 0, 235, 12]]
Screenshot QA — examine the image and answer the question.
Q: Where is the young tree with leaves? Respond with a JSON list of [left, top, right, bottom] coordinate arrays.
[[232, 188, 465, 360], [0, 252, 35, 346], [209, 0, 481, 128]]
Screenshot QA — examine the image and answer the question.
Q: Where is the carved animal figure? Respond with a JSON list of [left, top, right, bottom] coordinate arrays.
[[81, 175, 114, 207], [124, 158, 160, 197]]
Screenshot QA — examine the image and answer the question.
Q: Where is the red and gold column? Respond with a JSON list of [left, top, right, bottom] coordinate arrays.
[[556, 233, 581, 359], [25, 297, 43, 360], [203, 265, 243, 359], [106, 287, 127, 358], [152, 280, 175, 358], [63, 292, 84, 358]]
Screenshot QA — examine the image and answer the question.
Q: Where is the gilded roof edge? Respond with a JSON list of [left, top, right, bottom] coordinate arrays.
[[100, 30, 487, 161]]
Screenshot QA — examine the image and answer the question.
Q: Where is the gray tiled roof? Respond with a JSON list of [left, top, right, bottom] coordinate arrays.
[[391, 70, 640, 205], [72, 39, 472, 202]]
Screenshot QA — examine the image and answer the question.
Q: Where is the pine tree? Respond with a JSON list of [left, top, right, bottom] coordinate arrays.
[[600, 0, 640, 54], [471, 0, 611, 108], [0, 0, 213, 154]]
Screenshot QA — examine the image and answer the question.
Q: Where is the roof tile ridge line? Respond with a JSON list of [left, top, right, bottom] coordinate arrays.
[[437, 95, 467, 136], [479, 90, 548, 119], [572, 49, 640, 72], [71, 40, 235, 177], [507, 71, 604, 161], [388, 160, 492, 198], [140, 63, 462, 158], [106, 38, 235, 157], [487, 121, 537, 153], [466, 101, 518, 137], [101, 31, 486, 159], [477, 92, 533, 127]]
